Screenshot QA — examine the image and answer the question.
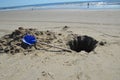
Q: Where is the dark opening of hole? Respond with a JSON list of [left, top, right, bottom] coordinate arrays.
[[68, 35, 98, 53]]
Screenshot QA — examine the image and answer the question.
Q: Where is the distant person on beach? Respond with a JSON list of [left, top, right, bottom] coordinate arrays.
[[87, 3, 89, 8]]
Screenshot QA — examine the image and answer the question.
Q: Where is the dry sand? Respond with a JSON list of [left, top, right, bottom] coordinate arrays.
[[0, 9, 120, 80]]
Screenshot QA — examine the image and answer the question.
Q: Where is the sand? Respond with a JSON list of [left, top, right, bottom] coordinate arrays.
[[0, 9, 120, 80]]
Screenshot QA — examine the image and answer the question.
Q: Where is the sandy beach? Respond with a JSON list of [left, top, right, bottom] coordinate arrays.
[[0, 9, 120, 80]]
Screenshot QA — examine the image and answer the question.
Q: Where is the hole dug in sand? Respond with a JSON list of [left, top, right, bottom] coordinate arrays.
[[68, 35, 98, 53]]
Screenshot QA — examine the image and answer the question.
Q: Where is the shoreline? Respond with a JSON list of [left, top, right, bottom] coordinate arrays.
[[0, 7, 120, 12]]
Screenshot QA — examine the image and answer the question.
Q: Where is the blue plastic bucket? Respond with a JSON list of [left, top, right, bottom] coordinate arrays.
[[22, 34, 37, 45]]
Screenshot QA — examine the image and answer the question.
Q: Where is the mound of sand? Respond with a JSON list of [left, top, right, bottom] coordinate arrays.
[[0, 27, 62, 54]]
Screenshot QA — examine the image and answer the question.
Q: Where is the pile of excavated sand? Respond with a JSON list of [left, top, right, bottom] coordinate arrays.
[[0, 27, 67, 54]]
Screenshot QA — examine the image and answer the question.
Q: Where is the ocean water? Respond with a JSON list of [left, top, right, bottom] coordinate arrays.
[[40, 2, 120, 10], [37, 0, 120, 10], [0, 0, 120, 11]]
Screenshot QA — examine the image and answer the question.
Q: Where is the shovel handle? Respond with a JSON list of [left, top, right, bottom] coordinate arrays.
[[38, 41, 72, 52]]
